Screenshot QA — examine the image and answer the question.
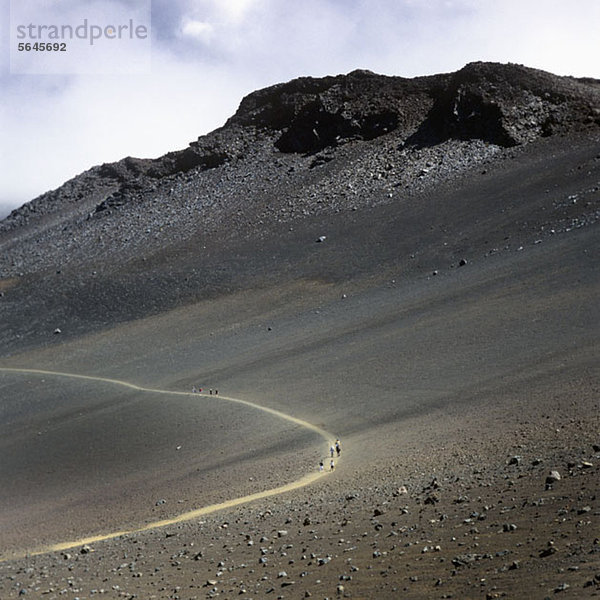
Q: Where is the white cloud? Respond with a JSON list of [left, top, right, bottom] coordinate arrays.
[[216, 0, 261, 24], [180, 18, 214, 43], [1, 0, 599, 217]]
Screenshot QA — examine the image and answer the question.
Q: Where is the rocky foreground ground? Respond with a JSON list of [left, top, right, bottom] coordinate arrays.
[[0, 369, 598, 600]]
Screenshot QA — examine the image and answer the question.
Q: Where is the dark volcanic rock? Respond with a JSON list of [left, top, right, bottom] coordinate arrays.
[[407, 62, 600, 147], [229, 69, 435, 152]]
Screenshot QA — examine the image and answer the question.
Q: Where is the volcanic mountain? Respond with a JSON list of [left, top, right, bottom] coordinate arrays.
[[1, 61, 599, 352], [0, 63, 598, 598]]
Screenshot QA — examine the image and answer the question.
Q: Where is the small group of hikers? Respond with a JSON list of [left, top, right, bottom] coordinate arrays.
[[319, 439, 341, 472], [191, 386, 218, 395]]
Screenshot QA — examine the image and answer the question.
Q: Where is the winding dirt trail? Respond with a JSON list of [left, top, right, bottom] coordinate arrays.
[[0, 367, 339, 561]]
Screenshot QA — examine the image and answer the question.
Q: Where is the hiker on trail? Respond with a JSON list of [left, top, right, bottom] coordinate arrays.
[[210, 389, 213, 395], [319, 460, 324, 472], [330, 459, 335, 471], [192, 386, 197, 393], [330, 445, 335, 458], [335, 439, 341, 457]]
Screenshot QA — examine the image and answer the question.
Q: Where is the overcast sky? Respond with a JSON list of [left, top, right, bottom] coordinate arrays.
[[1, 0, 599, 218]]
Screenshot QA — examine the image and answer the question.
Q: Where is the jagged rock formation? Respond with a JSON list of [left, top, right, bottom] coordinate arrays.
[[229, 62, 600, 150]]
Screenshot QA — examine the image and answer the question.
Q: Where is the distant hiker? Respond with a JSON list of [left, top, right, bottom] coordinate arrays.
[[192, 386, 197, 393], [209, 389, 213, 395], [215, 389, 218, 395], [330, 459, 335, 471], [335, 439, 341, 457], [319, 460, 324, 472], [330, 445, 335, 458]]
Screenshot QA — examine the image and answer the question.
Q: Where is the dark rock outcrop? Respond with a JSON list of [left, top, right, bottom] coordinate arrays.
[[228, 69, 435, 152], [407, 62, 600, 146]]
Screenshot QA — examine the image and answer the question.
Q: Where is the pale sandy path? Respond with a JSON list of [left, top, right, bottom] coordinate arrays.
[[0, 367, 339, 561]]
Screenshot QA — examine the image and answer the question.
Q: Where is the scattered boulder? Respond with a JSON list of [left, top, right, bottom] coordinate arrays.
[[452, 553, 484, 567], [393, 486, 408, 496], [545, 470, 561, 489], [539, 545, 557, 558]]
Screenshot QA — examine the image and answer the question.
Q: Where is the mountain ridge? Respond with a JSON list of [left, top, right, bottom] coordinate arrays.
[[2, 61, 598, 238], [0, 61, 599, 354]]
